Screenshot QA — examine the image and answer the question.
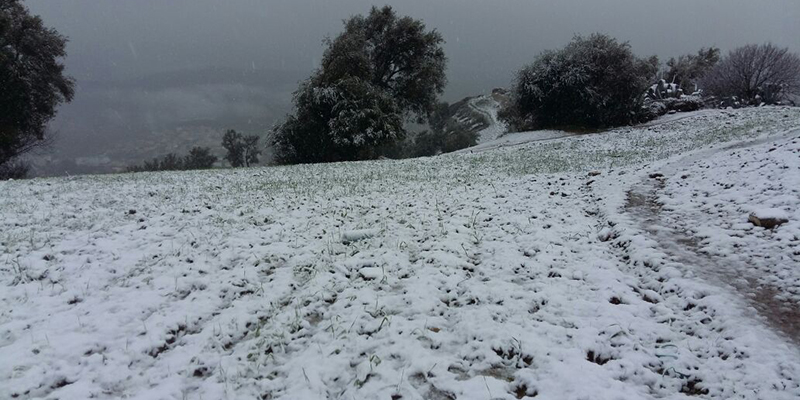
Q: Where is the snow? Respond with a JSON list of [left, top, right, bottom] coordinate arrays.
[[466, 95, 507, 144], [342, 229, 379, 243], [751, 208, 790, 222], [653, 129, 800, 308], [460, 130, 573, 153], [2, 107, 800, 399]]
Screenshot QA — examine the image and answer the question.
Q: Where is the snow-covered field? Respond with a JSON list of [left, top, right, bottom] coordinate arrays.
[[2, 107, 800, 399]]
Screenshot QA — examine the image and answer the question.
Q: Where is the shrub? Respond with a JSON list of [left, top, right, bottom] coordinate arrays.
[[126, 147, 217, 173], [503, 34, 655, 131], [702, 43, 800, 106]]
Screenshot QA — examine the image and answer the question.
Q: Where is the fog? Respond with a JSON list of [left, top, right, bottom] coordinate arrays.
[[24, 0, 800, 175]]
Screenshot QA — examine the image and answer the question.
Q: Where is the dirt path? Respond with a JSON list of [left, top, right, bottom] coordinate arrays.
[[624, 134, 800, 347]]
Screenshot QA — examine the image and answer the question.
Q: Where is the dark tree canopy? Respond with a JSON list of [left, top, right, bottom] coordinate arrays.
[[222, 129, 261, 167], [271, 6, 447, 165], [317, 5, 447, 119], [502, 34, 654, 131], [702, 43, 800, 105], [0, 0, 74, 169]]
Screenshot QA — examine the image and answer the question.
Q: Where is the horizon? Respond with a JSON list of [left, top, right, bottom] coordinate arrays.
[[20, 0, 800, 176]]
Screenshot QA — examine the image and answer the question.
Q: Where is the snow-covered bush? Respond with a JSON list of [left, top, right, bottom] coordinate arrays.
[[641, 95, 705, 119], [646, 80, 683, 100], [502, 34, 655, 131]]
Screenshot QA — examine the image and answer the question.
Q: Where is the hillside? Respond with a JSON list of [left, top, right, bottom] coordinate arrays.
[[438, 89, 509, 145], [2, 107, 800, 399]]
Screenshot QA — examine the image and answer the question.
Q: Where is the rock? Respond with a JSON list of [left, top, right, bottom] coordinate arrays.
[[588, 171, 601, 177], [358, 267, 382, 281], [128, 209, 137, 215], [649, 173, 664, 179], [597, 227, 616, 242], [749, 208, 789, 229], [342, 229, 378, 244]]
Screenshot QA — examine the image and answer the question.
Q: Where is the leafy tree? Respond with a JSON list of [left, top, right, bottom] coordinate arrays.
[[317, 6, 447, 119], [271, 6, 447, 164], [273, 77, 404, 164], [1, 0, 75, 176], [664, 47, 720, 93], [702, 43, 800, 105], [183, 146, 217, 170], [502, 34, 654, 131], [222, 129, 261, 167]]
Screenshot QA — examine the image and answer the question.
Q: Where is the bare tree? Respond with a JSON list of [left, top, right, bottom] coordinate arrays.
[[702, 43, 800, 105]]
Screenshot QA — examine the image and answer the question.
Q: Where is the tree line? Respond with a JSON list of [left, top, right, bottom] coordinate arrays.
[[2, 1, 799, 179]]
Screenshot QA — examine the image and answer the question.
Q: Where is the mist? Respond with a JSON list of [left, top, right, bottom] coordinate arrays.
[[24, 0, 800, 175]]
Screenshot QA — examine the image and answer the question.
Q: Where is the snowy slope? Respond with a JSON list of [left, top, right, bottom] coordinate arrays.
[[653, 130, 800, 340], [2, 107, 800, 400], [466, 95, 507, 144]]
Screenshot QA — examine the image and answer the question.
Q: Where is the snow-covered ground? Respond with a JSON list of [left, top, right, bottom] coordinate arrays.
[[653, 130, 800, 340], [2, 107, 800, 399], [466, 95, 507, 144]]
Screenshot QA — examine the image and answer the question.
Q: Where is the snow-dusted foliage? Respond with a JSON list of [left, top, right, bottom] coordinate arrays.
[[502, 34, 654, 131], [271, 6, 446, 164], [272, 77, 404, 164]]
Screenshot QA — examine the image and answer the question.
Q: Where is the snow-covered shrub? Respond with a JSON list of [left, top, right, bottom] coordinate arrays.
[[642, 95, 705, 119], [646, 80, 683, 100], [502, 34, 655, 131]]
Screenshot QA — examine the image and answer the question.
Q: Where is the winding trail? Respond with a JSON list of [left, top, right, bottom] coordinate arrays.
[[624, 131, 800, 347]]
